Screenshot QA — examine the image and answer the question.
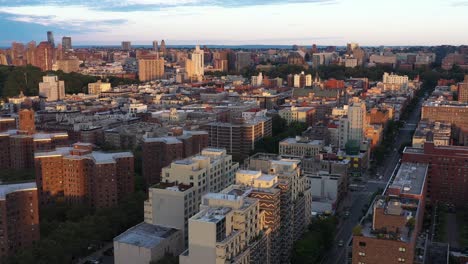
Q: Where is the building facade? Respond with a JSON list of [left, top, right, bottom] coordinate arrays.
[[38, 75, 65, 101], [0, 182, 40, 259], [34, 143, 134, 208]]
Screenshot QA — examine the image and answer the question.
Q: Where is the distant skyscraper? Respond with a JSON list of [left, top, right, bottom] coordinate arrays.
[[47, 31, 55, 48], [62, 36, 72, 51], [190, 45, 204, 82], [152, 40, 158, 52], [26, 41, 36, 65], [160, 40, 166, 54], [121, 41, 131, 51], [34, 41, 54, 71], [235, 51, 252, 72]]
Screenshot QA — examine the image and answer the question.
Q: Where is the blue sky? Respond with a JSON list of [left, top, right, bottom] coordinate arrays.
[[0, 0, 467, 46]]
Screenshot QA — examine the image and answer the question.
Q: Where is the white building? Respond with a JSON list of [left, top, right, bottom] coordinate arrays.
[[251, 72, 263, 87], [279, 137, 324, 157], [383, 72, 409, 85], [191, 45, 204, 82], [338, 98, 367, 149], [143, 148, 239, 243], [38, 75, 65, 101], [179, 192, 260, 264]]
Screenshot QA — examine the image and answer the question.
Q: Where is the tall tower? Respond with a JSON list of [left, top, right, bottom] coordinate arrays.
[[160, 40, 166, 55], [18, 109, 36, 135], [152, 40, 158, 52], [347, 97, 366, 144], [47, 31, 55, 48], [121, 41, 131, 51], [62, 37, 72, 51], [190, 45, 204, 82], [35, 42, 53, 71]]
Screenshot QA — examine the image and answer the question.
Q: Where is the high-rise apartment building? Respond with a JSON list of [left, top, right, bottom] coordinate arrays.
[[160, 40, 167, 55], [34, 143, 134, 208], [0, 110, 69, 170], [47, 31, 55, 47], [34, 41, 54, 71], [152, 40, 158, 52], [26, 41, 36, 65], [11, 42, 26, 66], [0, 182, 40, 259], [143, 148, 239, 243], [352, 163, 427, 264], [203, 116, 272, 161], [189, 45, 204, 82], [39, 75, 65, 101], [121, 41, 131, 51], [88, 80, 112, 95], [338, 97, 367, 149], [142, 131, 208, 186], [293, 71, 312, 88], [244, 154, 311, 261], [62, 36, 72, 51], [0, 53, 7, 65], [179, 192, 262, 264], [18, 108, 36, 134], [138, 56, 165, 81], [213, 51, 229, 72], [0, 117, 16, 132], [402, 143, 468, 207], [55, 58, 80, 73], [235, 51, 251, 72], [458, 75, 468, 103]]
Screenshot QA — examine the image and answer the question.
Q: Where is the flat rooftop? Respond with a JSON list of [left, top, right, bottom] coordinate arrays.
[[280, 137, 324, 146], [193, 207, 232, 223], [114, 222, 179, 248], [389, 163, 428, 196], [143, 136, 182, 144], [0, 182, 37, 199]]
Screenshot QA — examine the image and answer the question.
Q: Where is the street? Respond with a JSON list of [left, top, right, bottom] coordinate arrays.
[[322, 97, 424, 264]]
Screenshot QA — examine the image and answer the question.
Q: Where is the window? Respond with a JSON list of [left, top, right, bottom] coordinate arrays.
[[398, 258, 405, 262], [399, 247, 406, 252], [358, 252, 366, 256], [359, 242, 366, 247]]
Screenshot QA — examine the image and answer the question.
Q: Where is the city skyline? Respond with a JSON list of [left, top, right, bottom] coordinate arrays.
[[1, 0, 467, 46]]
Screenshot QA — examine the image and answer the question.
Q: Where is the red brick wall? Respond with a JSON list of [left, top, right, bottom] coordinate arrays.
[[0, 189, 40, 258], [352, 236, 414, 264]]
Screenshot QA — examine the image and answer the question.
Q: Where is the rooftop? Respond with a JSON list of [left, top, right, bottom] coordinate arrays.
[[280, 137, 324, 146], [193, 207, 232, 223], [0, 182, 37, 199], [143, 136, 182, 144], [388, 163, 428, 196], [113, 222, 179, 248]]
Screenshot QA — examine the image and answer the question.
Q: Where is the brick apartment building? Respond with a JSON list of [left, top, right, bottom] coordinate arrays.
[[34, 143, 134, 208], [142, 131, 208, 186], [352, 163, 428, 264], [402, 142, 468, 207], [0, 182, 40, 259], [0, 109, 69, 170], [0, 117, 16, 132], [458, 75, 468, 103]]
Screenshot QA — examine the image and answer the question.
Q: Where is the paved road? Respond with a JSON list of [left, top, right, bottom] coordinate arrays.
[[322, 97, 425, 264]]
